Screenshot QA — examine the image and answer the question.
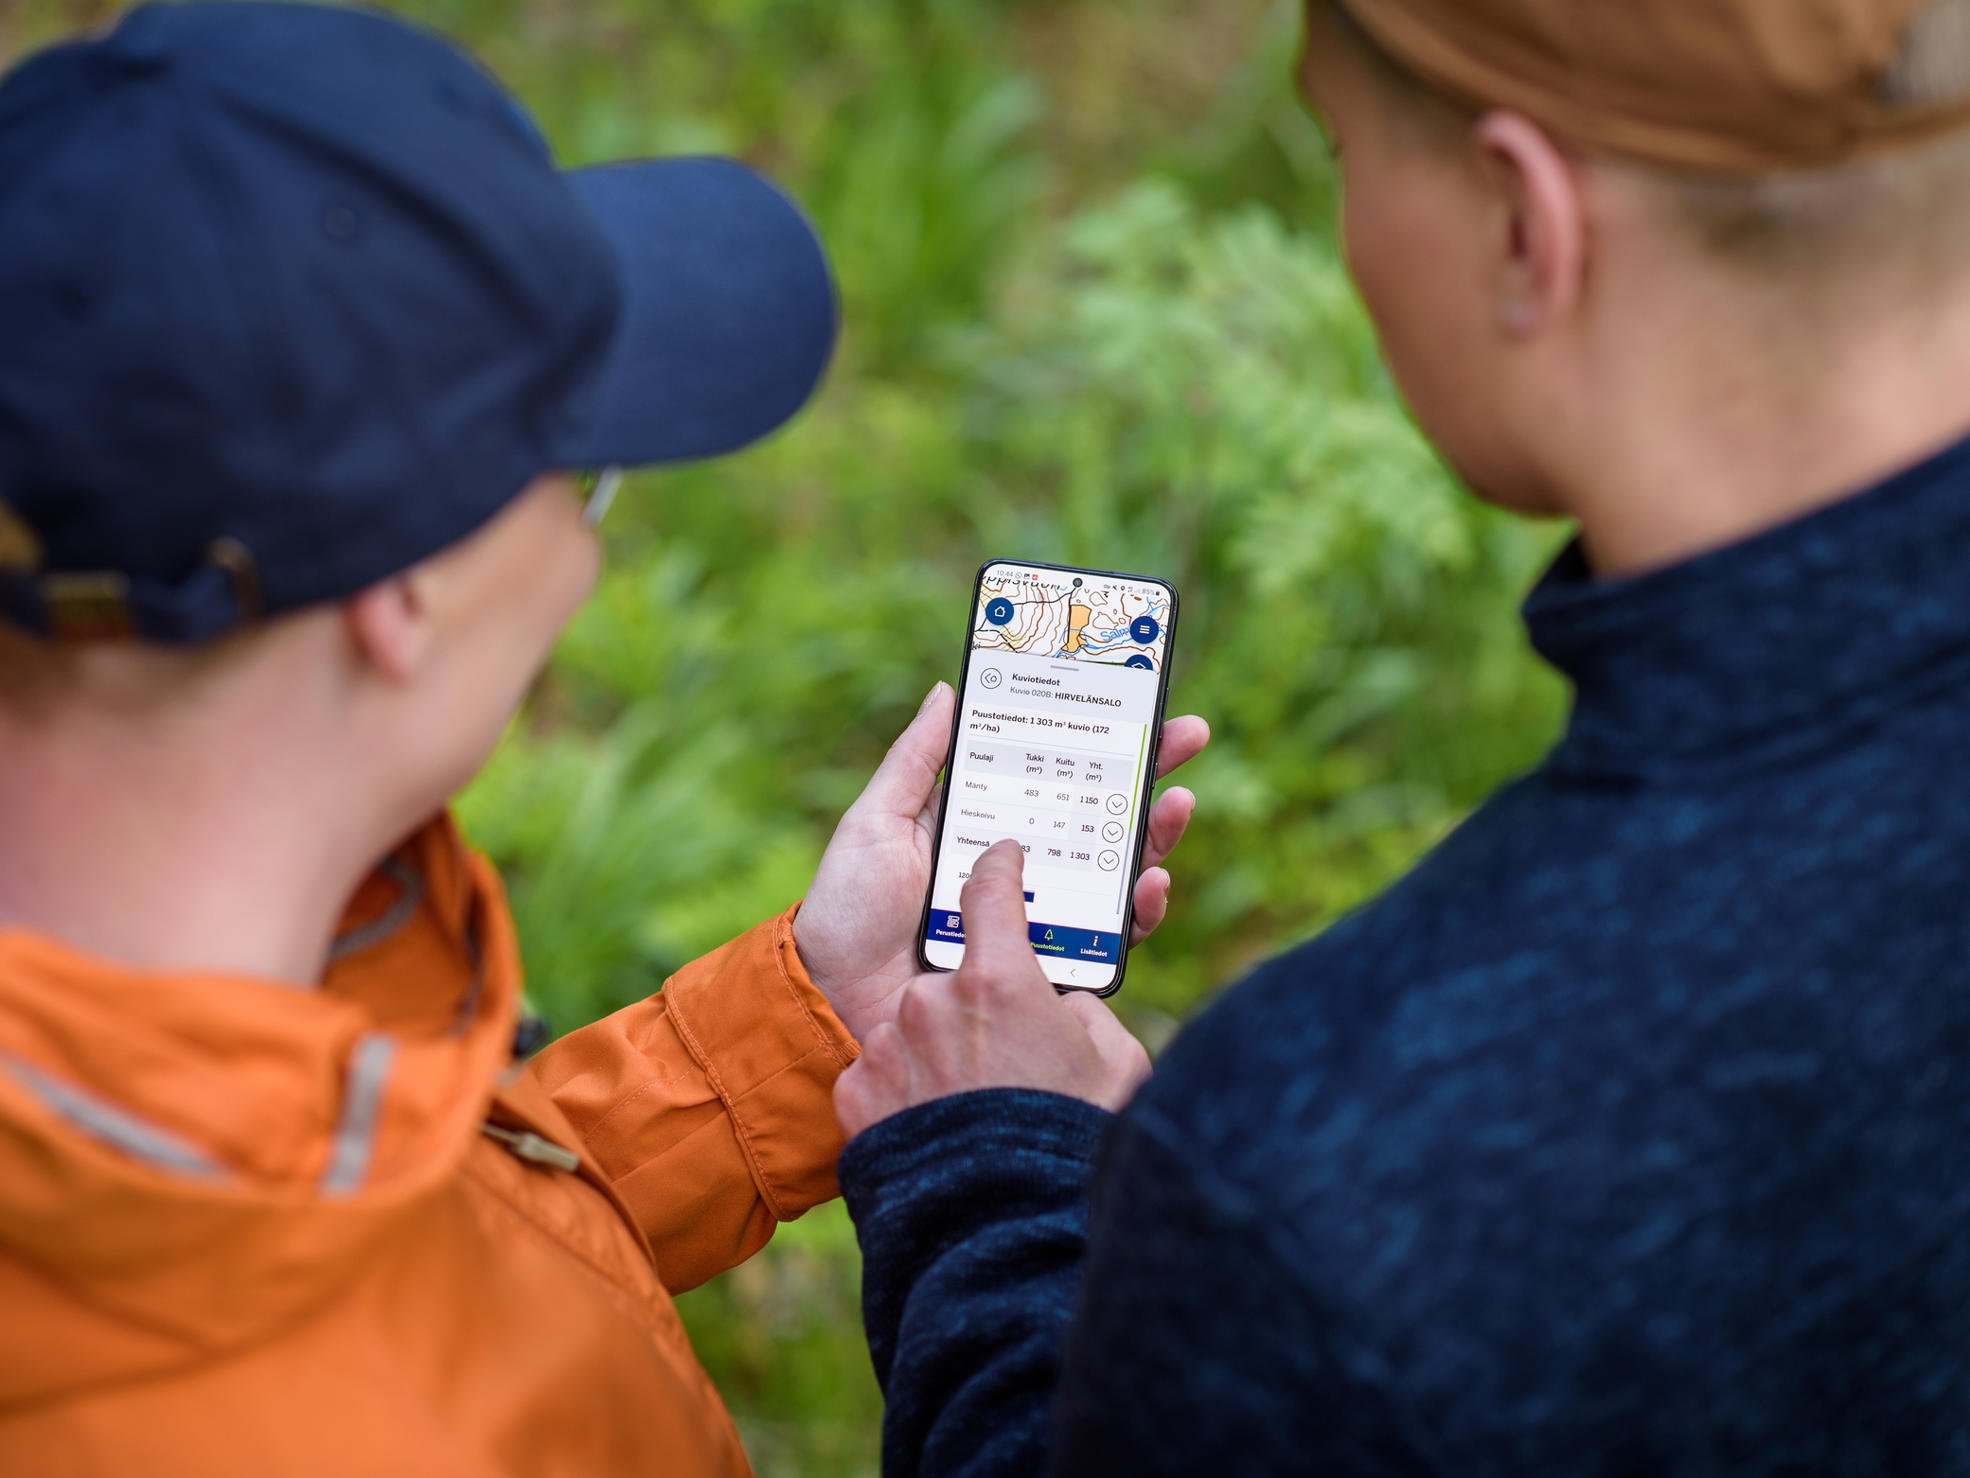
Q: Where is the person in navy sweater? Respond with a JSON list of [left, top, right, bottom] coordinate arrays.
[[830, 0, 1970, 1472]]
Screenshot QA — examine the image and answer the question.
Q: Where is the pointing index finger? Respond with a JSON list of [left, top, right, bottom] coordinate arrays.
[[960, 841, 1043, 982]]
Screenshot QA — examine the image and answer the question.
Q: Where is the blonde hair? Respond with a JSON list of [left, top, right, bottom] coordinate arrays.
[[1318, 0, 1970, 279], [1659, 0, 1970, 274]]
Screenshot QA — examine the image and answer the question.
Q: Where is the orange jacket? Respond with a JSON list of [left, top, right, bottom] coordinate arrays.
[[0, 816, 859, 1476]]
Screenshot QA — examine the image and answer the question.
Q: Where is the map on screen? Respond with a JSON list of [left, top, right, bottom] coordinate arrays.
[[972, 569, 1172, 671]]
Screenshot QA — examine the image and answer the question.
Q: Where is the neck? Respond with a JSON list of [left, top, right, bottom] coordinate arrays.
[[0, 724, 385, 987], [1552, 276, 1970, 578]]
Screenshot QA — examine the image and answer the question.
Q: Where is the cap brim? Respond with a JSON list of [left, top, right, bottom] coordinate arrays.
[[552, 157, 838, 468]]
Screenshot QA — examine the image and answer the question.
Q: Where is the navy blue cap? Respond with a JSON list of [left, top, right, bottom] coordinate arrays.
[[0, 2, 837, 642]]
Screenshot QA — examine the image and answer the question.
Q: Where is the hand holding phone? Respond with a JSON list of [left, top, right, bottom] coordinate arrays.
[[918, 560, 1180, 995], [838, 839, 1152, 1140]]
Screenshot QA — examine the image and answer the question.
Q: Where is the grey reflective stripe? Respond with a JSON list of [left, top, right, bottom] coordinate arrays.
[[0, 1053, 226, 1181], [319, 1033, 395, 1196], [328, 857, 425, 962]]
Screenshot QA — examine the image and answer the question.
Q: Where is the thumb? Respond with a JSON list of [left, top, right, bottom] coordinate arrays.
[[959, 840, 1044, 983], [848, 682, 956, 824]]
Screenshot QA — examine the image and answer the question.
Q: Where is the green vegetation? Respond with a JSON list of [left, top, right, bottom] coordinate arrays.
[[9, 1, 1569, 1470]]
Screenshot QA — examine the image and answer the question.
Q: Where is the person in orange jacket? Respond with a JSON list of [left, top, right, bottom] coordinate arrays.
[[0, 5, 1207, 1475]]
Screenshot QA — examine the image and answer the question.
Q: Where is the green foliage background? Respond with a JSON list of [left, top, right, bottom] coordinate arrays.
[[9, 1, 1569, 1470]]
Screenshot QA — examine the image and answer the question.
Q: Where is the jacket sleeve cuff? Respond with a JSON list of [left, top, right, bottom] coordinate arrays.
[[661, 903, 860, 1221]]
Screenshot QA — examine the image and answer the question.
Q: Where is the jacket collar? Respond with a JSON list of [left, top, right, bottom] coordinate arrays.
[[1525, 432, 1970, 782], [0, 814, 521, 1402]]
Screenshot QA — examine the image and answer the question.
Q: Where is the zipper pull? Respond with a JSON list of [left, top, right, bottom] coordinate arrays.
[[480, 1122, 581, 1173]]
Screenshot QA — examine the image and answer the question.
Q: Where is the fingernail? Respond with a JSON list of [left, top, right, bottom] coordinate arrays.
[[919, 681, 948, 714]]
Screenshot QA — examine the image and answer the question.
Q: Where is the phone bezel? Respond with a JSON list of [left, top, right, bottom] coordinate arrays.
[[914, 557, 1182, 998]]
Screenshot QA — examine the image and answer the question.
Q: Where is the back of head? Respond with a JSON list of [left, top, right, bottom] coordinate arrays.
[[1299, 0, 1970, 570], [0, 3, 839, 980], [1658, 1, 1970, 288], [1331, 0, 1970, 171], [1319, 0, 1970, 287], [0, 0, 837, 821]]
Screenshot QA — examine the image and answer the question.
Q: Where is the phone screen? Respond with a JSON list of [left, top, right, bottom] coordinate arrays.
[[919, 560, 1178, 994]]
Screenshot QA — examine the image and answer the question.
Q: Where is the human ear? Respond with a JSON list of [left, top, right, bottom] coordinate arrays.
[[1471, 111, 1585, 338], [343, 572, 433, 685]]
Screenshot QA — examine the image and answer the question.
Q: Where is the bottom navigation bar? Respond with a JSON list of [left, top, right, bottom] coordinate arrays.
[[924, 913, 1121, 964]]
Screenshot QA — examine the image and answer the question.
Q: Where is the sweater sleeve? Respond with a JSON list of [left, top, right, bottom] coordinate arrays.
[[838, 1089, 1112, 1478], [841, 1084, 1440, 1478], [528, 906, 859, 1294]]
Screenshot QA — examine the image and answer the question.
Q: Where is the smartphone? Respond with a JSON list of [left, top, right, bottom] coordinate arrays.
[[917, 559, 1180, 996]]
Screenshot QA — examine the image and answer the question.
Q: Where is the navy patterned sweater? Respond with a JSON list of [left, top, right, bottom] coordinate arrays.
[[840, 434, 1970, 1476]]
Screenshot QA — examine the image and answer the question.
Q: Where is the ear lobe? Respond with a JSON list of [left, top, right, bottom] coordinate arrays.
[[344, 575, 432, 685], [1473, 111, 1586, 339]]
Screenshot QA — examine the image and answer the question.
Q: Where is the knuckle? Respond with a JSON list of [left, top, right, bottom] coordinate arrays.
[[1066, 1002, 1106, 1036], [957, 960, 1024, 1001], [959, 871, 1003, 908], [833, 1069, 868, 1114], [980, 966, 1031, 1002], [1111, 1041, 1151, 1089], [881, 730, 916, 771], [895, 982, 939, 1037], [835, 1089, 877, 1137], [970, 841, 1022, 880], [949, 967, 990, 1005]]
